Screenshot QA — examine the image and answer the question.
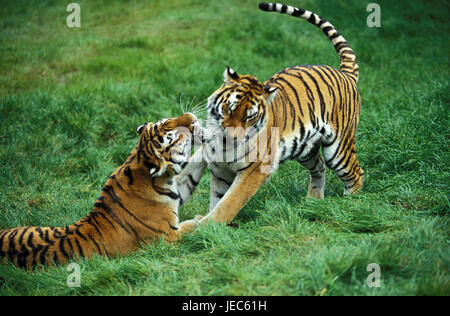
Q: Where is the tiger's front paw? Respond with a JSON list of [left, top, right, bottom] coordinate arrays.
[[194, 214, 204, 221], [178, 219, 199, 234]]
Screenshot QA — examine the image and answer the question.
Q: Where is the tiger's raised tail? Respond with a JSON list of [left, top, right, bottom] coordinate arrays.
[[258, 2, 359, 83]]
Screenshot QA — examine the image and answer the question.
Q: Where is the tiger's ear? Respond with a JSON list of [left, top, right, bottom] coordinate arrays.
[[137, 122, 151, 134], [223, 67, 239, 84], [264, 86, 278, 104]]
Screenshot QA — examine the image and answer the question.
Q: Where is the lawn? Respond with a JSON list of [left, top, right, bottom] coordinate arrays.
[[0, 0, 448, 296]]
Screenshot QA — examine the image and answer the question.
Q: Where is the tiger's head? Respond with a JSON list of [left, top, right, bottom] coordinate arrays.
[[206, 67, 278, 139], [136, 113, 201, 177]]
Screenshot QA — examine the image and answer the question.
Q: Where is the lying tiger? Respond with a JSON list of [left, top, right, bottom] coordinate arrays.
[[0, 113, 206, 269], [184, 2, 365, 225]]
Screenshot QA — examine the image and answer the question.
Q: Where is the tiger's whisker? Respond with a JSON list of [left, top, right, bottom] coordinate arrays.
[[187, 96, 197, 113], [189, 97, 207, 111], [178, 94, 186, 114]]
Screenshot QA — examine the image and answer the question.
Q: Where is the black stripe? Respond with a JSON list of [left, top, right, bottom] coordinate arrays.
[[53, 227, 64, 239], [329, 138, 353, 169], [0, 230, 8, 258], [290, 136, 299, 158], [326, 133, 351, 167], [36, 227, 44, 239], [17, 229, 30, 268], [293, 141, 308, 160], [299, 144, 321, 164], [95, 210, 117, 231], [298, 69, 327, 122], [123, 166, 134, 185], [258, 3, 271, 12], [31, 246, 43, 267], [44, 229, 55, 246], [334, 42, 350, 54], [126, 223, 143, 243], [292, 8, 305, 17], [26, 231, 35, 249], [39, 245, 49, 265], [17, 245, 29, 269], [188, 174, 199, 187], [53, 251, 59, 265], [87, 233, 103, 254], [330, 68, 349, 134], [74, 227, 89, 242], [237, 162, 255, 173], [336, 150, 354, 174], [87, 216, 103, 239], [317, 17, 326, 27], [213, 89, 229, 108], [153, 186, 180, 200], [274, 74, 304, 117], [322, 26, 333, 34], [109, 175, 126, 193], [214, 191, 225, 199], [7, 229, 19, 260], [18, 227, 29, 246], [94, 199, 131, 234], [340, 162, 359, 180], [74, 238, 84, 258], [103, 185, 168, 236], [27, 231, 40, 267], [315, 67, 337, 118], [169, 224, 178, 231], [66, 236, 74, 256], [211, 172, 232, 186], [59, 237, 69, 260], [282, 71, 316, 125]]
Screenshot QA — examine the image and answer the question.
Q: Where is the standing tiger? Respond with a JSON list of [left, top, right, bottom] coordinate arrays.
[[188, 2, 365, 225], [0, 113, 206, 269]]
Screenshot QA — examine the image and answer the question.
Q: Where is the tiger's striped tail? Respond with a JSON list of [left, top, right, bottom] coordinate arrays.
[[258, 2, 359, 83], [0, 220, 104, 269]]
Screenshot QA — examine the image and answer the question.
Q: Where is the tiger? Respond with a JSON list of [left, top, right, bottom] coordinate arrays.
[[185, 2, 365, 225], [0, 113, 206, 269]]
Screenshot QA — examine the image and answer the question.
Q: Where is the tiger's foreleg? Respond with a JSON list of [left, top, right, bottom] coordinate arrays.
[[173, 219, 200, 241], [209, 171, 234, 212], [199, 168, 269, 225], [175, 148, 207, 206]]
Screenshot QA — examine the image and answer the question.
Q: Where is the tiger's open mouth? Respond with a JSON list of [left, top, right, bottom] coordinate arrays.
[[168, 116, 203, 174]]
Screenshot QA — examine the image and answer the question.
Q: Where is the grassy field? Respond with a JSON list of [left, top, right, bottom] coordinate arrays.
[[0, 0, 448, 296]]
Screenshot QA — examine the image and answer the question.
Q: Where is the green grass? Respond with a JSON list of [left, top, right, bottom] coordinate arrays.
[[0, 0, 449, 296]]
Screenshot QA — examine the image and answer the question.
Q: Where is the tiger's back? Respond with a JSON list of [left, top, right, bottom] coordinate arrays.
[[267, 64, 362, 171]]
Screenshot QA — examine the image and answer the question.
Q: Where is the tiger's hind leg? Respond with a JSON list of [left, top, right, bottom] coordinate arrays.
[[323, 135, 364, 195], [297, 145, 326, 199]]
